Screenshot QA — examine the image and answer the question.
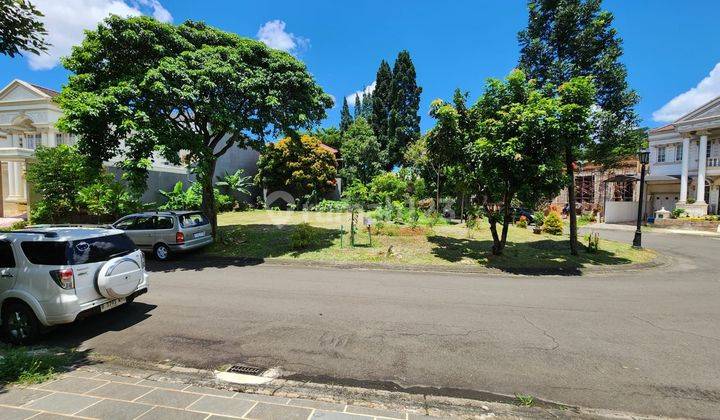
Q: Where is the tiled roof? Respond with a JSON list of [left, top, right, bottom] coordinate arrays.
[[648, 124, 675, 134], [319, 143, 338, 154], [30, 84, 59, 97]]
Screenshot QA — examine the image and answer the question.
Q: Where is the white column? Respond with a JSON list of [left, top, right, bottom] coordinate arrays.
[[679, 137, 690, 203], [7, 162, 17, 199], [697, 134, 708, 204], [47, 129, 56, 147]]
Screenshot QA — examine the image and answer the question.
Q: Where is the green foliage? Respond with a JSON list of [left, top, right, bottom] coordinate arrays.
[[9, 220, 28, 230], [368, 172, 408, 205], [533, 210, 545, 226], [26, 145, 96, 222], [468, 70, 568, 254], [290, 223, 316, 249], [515, 393, 535, 407], [57, 16, 332, 233], [340, 117, 386, 184], [216, 169, 252, 198], [0, 347, 75, 385], [77, 173, 142, 220], [312, 126, 343, 150], [354, 94, 362, 119], [313, 199, 350, 213], [158, 181, 232, 212], [388, 50, 422, 167], [342, 181, 370, 208], [0, 0, 48, 57], [671, 208, 686, 219], [543, 211, 564, 235], [372, 60, 393, 160], [340, 97, 353, 133], [256, 135, 338, 206], [516, 216, 528, 229], [586, 232, 600, 253], [518, 0, 640, 166]]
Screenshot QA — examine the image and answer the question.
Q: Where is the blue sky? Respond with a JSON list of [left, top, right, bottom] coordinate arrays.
[[2, 0, 720, 131]]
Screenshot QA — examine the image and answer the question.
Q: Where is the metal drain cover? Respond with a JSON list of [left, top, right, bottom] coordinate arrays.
[[227, 364, 263, 376]]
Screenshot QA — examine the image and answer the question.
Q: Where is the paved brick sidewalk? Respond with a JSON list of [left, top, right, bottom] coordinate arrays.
[[0, 369, 420, 419]]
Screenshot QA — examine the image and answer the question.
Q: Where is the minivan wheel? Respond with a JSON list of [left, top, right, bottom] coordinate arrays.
[[153, 243, 171, 261], [2, 302, 40, 345]]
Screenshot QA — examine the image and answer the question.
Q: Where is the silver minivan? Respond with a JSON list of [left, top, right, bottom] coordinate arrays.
[[111, 211, 213, 260]]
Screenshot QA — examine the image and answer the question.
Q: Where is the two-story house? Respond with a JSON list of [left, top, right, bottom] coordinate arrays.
[[647, 96, 720, 217], [0, 79, 259, 219]]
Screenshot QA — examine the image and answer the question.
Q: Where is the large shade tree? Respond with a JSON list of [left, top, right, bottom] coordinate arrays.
[[518, 0, 640, 254], [57, 16, 332, 234], [340, 117, 385, 185], [0, 0, 47, 57]]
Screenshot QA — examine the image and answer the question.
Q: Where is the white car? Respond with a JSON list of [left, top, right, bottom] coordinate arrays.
[[0, 227, 149, 344]]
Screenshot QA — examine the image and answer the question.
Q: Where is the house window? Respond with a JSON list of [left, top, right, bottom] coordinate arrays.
[[657, 146, 666, 163], [613, 181, 634, 202], [707, 141, 712, 159], [575, 175, 594, 204], [56, 133, 64, 145], [675, 144, 683, 161]]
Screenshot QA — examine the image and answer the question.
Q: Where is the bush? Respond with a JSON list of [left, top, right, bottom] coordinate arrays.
[[313, 199, 350, 213], [516, 215, 528, 229], [9, 220, 28, 230], [671, 208, 686, 219], [586, 232, 600, 253], [368, 172, 408, 205], [290, 223, 316, 249], [533, 210, 545, 226], [342, 181, 370, 208], [77, 173, 141, 221], [543, 211, 564, 235], [158, 181, 232, 212]]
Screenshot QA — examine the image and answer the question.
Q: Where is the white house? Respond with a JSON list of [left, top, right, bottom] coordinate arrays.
[[0, 79, 259, 218], [647, 96, 720, 217]]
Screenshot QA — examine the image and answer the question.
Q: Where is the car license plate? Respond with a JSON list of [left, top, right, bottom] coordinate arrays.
[[194, 231, 206, 238], [100, 298, 126, 312]]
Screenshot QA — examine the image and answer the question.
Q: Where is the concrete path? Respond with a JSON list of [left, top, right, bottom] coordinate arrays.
[[0, 369, 411, 419], [36, 229, 720, 419]]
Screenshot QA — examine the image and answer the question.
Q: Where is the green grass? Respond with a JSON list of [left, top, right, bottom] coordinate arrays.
[[0, 347, 79, 385], [515, 393, 535, 407], [207, 210, 655, 273]]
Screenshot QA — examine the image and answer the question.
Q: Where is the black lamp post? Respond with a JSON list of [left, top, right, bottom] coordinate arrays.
[[633, 149, 650, 248]]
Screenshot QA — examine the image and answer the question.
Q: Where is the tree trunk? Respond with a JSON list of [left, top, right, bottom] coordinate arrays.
[[488, 212, 502, 255], [460, 191, 465, 222], [200, 159, 218, 237], [435, 171, 441, 213], [565, 147, 578, 256]]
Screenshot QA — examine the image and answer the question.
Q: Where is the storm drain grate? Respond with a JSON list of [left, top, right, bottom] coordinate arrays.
[[227, 364, 264, 376]]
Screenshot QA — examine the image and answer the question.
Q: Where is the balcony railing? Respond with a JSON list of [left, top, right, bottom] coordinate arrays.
[[709, 157, 720, 167]]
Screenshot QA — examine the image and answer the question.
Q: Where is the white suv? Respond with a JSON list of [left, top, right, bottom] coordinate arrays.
[[0, 227, 149, 344]]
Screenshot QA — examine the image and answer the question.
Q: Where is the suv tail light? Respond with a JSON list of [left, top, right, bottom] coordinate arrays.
[[176, 232, 185, 244], [50, 268, 75, 290]]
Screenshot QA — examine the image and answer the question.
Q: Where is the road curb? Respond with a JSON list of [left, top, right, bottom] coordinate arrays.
[[78, 354, 666, 419], [166, 252, 666, 277]]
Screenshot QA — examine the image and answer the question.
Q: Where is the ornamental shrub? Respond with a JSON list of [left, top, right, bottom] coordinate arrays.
[[313, 199, 350, 212], [543, 211, 564, 235], [290, 223, 315, 249], [516, 215, 528, 229]]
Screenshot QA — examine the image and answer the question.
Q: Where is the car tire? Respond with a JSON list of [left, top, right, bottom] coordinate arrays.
[[2, 301, 40, 345], [153, 243, 171, 261]]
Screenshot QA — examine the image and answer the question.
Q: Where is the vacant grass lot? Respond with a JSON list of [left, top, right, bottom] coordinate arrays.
[[207, 210, 654, 273]]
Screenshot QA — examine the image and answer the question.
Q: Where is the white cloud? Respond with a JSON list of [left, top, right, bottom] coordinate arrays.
[[653, 63, 720, 122], [256, 20, 309, 54], [28, 0, 173, 70], [345, 81, 376, 106]]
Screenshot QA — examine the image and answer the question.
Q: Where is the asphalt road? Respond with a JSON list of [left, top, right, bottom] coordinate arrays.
[[43, 229, 720, 419]]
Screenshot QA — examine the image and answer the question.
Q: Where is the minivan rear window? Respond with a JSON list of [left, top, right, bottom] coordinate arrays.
[[179, 213, 209, 228], [21, 234, 137, 265]]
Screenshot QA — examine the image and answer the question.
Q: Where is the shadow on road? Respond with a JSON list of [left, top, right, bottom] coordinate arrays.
[[37, 302, 157, 348]]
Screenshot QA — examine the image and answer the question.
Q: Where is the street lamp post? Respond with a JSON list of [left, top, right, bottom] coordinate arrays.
[[633, 149, 650, 248]]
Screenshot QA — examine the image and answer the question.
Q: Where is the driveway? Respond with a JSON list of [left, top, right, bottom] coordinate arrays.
[[41, 230, 720, 419]]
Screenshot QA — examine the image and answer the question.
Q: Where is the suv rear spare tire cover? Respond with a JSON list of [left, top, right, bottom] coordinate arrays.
[[97, 256, 143, 299]]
